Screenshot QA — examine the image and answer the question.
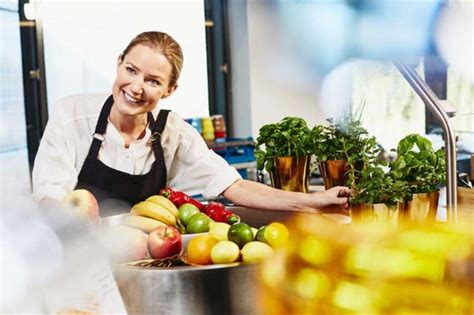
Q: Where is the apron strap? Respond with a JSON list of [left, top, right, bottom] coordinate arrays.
[[151, 109, 170, 137], [150, 109, 170, 164], [95, 95, 114, 135], [87, 95, 114, 159]]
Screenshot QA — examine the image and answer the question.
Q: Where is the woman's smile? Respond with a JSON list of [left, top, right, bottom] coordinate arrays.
[[122, 90, 145, 105]]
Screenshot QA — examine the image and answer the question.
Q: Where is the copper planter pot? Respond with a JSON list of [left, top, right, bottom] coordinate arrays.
[[269, 156, 310, 193], [350, 203, 402, 227], [402, 191, 439, 223], [318, 160, 349, 189]]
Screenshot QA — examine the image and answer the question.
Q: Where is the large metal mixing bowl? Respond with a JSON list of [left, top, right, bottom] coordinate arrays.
[[113, 262, 256, 315], [102, 207, 299, 315]]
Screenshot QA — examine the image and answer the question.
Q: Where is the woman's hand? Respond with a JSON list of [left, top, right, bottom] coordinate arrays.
[[224, 179, 351, 213], [309, 186, 351, 210]]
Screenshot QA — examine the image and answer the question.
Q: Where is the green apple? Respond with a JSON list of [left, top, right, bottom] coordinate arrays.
[[186, 213, 213, 234], [178, 203, 200, 226]]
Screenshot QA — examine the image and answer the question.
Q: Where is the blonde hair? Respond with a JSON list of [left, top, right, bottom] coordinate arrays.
[[123, 31, 184, 86]]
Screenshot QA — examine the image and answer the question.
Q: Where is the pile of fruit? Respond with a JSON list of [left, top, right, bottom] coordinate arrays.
[[186, 220, 289, 265], [126, 189, 239, 234], [97, 187, 289, 266]]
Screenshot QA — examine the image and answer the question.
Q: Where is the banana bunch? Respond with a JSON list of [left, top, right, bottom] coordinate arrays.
[[123, 215, 167, 233], [129, 195, 185, 233]]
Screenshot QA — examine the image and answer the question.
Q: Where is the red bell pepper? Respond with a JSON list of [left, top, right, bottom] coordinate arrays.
[[206, 201, 240, 225], [207, 206, 226, 222], [222, 210, 240, 225], [159, 188, 187, 205], [159, 188, 206, 212], [206, 201, 226, 212]]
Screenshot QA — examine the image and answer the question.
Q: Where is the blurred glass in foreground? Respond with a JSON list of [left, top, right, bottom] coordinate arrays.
[[0, 195, 126, 313], [258, 215, 474, 314], [435, 2, 474, 83]]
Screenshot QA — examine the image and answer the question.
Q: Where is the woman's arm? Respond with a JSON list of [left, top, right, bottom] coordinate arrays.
[[223, 179, 350, 213], [32, 101, 78, 203]]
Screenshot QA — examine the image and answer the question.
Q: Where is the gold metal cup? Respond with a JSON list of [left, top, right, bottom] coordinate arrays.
[[318, 160, 348, 189], [402, 191, 439, 223], [350, 203, 402, 227], [270, 156, 310, 193]]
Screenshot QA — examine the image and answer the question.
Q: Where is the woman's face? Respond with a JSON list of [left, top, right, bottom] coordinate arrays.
[[112, 44, 176, 117]]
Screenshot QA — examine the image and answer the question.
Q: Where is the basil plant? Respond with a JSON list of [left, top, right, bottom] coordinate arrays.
[[349, 164, 411, 207], [312, 118, 379, 164], [255, 117, 313, 173], [390, 134, 446, 194]]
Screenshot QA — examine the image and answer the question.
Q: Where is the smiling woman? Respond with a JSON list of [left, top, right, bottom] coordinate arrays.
[[32, 31, 351, 218], [32, 31, 238, 214]]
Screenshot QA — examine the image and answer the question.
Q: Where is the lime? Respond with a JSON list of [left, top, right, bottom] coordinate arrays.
[[209, 222, 231, 241], [255, 226, 268, 243], [264, 222, 289, 248], [241, 241, 274, 263], [227, 223, 254, 248], [210, 241, 240, 264], [179, 203, 200, 226], [186, 213, 213, 234]]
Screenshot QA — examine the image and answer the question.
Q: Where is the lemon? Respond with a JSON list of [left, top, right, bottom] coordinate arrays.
[[251, 227, 258, 238], [209, 222, 231, 241], [264, 222, 289, 248], [241, 241, 274, 263], [210, 241, 240, 264]]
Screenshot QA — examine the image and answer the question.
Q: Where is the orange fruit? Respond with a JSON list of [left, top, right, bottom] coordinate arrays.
[[186, 234, 218, 265], [264, 222, 289, 248]]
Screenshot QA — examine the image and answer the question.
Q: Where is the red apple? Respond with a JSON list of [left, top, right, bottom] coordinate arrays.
[[148, 226, 183, 259], [61, 189, 99, 222]]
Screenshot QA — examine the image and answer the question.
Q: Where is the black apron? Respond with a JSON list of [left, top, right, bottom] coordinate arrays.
[[76, 95, 169, 215]]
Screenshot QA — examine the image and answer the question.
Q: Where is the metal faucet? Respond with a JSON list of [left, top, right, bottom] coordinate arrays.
[[395, 62, 458, 223]]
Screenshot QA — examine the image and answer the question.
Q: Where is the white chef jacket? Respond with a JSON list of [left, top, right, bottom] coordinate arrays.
[[32, 94, 241, 203]]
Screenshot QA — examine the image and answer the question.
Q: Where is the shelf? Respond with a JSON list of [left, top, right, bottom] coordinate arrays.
[[230, 161, 256, 170], [206, 139, 255, 149]]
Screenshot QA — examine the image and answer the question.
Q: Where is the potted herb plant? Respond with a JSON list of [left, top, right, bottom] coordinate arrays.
[[312, 116, 379, 190], [348, 163, 410, 227], [390, 134, 446, 223], [255, 117, 313, 192]]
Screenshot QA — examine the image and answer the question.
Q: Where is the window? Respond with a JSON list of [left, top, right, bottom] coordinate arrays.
[[38, 1, 209, 118], [1, 4, 27, 153], [0, 2, 31, 195]]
